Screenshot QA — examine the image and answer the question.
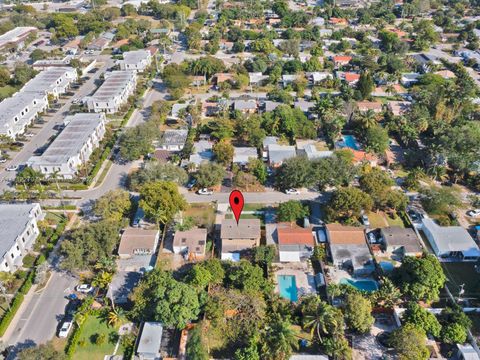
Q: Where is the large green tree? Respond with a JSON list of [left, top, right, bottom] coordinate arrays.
[[193, 163, 226, 188], [128, 161, 188, 191], [326, 187, 373, 222], [18, 342, 67, 360], [277, 200, 309, 223], [402, 302, 441, 337], [93, 189, 131, 222], [130, 269, 200, 329], [139, 181, 187, 226], [391, 324, 430, 360], [343, 292, 374, 334], [392, 254, 446, 303]]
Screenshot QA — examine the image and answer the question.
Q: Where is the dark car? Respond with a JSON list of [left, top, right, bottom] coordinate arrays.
[[88, 68, 99, 74], [10, 142, 24, 148]]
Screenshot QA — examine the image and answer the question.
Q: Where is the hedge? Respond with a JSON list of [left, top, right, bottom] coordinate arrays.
[[85, 146, 111, 185], [65, 297, 94, 358], [0, 293, 24, 336]]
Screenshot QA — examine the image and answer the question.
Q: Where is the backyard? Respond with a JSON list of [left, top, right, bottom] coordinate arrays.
[[367, 211, 405, 229], [183, 203, 216, 231], [441, 262, 480, 302], [73, 314, 124, 360]]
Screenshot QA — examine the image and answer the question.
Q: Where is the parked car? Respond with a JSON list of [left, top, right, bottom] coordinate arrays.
[[361, 214, 370, 227], [0, 158, 6, 164], [75, 284, 94, 293], [10, 142, 24, 148], [367, 231, 377, 243], [408, 209, 420, 223], [285, 188, 300, 195], [24, 133, 35, 138], [186, 179, 197, 190], [58, 320, 73, 338], [467, 209, 480, 218], [5, 165, 18, 171], [197, 188, 213, 195]]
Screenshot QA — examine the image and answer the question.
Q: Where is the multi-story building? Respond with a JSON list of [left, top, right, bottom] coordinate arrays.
[[0, 67, 77, 139], [86, 71, 137, 114], [0, 27, 37, 52], [118, 50, 152, 72], [27, 113, 106, 179], [0, 203, 43, 273]]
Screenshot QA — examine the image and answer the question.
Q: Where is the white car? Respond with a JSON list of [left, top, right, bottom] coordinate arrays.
[[5, 165, 18, 171], [0, 158, 6, 164], [197, 188, 213, 195], [285, 188, 300, 195], [24, 133, 35, 137], [361, 214, 370, 227], [467, 209, 480, 218], [58, 320, 73, 338], [75, 284, 93, 293]]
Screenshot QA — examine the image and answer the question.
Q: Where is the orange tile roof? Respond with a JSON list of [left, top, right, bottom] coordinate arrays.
[[333, 55, 352, 63], [357, 101, 382, 111], [329, 17, 348, 25], [345, 72, 360, 82], [348, 149, 377, 163], [277, 223, 314, 246], [326, 223, 366, 245]]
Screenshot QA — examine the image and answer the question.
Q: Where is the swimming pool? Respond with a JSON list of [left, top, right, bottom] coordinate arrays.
[[342, 135, 360, 150], [379, 261, 394, 272], [278, 275, 298, 301], [340, 278, 378, 292]]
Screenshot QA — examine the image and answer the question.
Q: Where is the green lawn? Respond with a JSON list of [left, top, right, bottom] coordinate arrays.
[[184, 203, 216, 230], [225, 213, 264, 224], [442, 262, 480, 300], [74, 314, 121, 360], [386, 214, 405, 228], [367, 212, 388, 228]]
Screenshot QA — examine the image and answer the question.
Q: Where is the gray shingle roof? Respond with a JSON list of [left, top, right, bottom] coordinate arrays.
[[0, 204, 38, 258]]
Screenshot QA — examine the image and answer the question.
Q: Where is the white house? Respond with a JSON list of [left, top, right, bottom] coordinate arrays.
[[158, 129, 188, 151], [0, 203, 43, 273], [118, 50, 152, 73], [27, 113, 106, 179], [136, 322, 163, 360], [86, 71, 137, 114], [421, 218, 480, 260], [22, 66, 78, 99], [233, 147, 258, 165]]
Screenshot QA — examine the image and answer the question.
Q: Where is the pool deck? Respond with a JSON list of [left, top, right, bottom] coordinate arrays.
[[273, 262, 317, 299]]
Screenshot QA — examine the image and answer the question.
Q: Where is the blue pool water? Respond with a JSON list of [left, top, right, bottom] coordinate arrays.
[[340, 278, 378, 292], [278, 275, 298, 301], [343, 135, 360, 150], [379, 261, 394, 272]]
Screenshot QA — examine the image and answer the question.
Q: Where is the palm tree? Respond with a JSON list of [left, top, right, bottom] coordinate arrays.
[[92, 271, 113, 290], [303, 301, 342, 343], [107, 306, 124, 327], [355, 109, 377, 130], [373, 277, 402, 309], [261, 317, 297, 360], [94, 257, 116, 273], [74, 312, 86, 327]]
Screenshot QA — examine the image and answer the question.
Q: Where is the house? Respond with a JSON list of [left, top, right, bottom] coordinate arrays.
[[268, 144, 296, 167], [277, 223, 315, 262], [202, 101, 220, 117], [118, 50, 152, 73], [62, 37, 81, 55], [169, 103, 189, 121], [233, 147, 258, 165], [262, 101, 281, 112], [434, 70, 456, 79], [326, 224, 375, 276], [332, 55, 352, 67], [310, 17, 325, 26], [0, 27, 37, 52], [158, 129, 188, 151], [456, 344, 480, 360], [86, 71, 137, 114], [319, 29, 333, 37], [0, 203, 43, 273], [281, 74, 298, 88], [220, 219, 261, 261], [356, 101, 383, 113], [136, 322, 163, 360], [219, 40, 234, 51], [213, 73, 234, 84], [188, 140, 214, 167], [172, 228, 207, 260], [387, 101, 411, 116], [233, 99, 257, 114], [380, 227, 423, 258], [411, 53, 441, 72], [308, 72, 332, 85], [421, 218, 480, 260], [118, 228, 159, 259], [87, 37, 110, 51], [27, 113, 106, 179], [372, 84, 406, 97], [249, 72, 268, 86], [337, 71, 360, 86], [191, 75, 206, 86], [348, 149, 378, 166], [297, 143, 333, 160], [328, 17, 348, 26], [294, 100, 315, 114], [400, 72, 421, 86]]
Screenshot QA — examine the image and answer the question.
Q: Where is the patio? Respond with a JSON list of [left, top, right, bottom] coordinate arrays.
[[273, 262, 317, 299]]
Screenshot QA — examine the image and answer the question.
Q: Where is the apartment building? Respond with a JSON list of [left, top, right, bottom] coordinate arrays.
[[0, 203, 43, 273], [86, 71, 137, 114], [118, 50, 152, 72], [0, 67, 77, 139], [27, 113, 106, 179], [0, 26, 37, 52]]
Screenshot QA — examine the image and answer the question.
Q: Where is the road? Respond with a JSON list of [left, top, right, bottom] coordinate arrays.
[[182, 189, 324, 203], [5, 270, 75, 351], [0, 55, 114, 192]]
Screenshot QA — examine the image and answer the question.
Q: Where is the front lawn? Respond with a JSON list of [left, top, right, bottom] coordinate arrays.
[[183, 203, 216, 231], [367, 212, 388, 228], [73, 314, 122, 360]]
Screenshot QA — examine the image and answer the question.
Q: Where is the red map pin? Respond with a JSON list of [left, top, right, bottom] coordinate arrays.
[[229, 190, 244, 224]]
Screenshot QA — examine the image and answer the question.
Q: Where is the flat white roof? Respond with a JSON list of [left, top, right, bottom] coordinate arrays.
[[0, 27, 36, 48], [90, 71, 136, 102]]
